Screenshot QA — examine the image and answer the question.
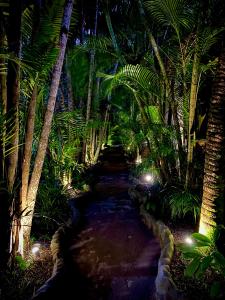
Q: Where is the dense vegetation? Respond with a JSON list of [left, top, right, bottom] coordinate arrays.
[[0, 0, 225, 298]]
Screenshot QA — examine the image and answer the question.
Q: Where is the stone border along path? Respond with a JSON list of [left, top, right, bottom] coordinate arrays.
[[128, 185, 179, 300], [32, 168, 176, 300]]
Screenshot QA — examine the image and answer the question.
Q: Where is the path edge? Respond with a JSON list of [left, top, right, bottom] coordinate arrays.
[[128, 185, 179, 300], [31, 195, 81, 299]]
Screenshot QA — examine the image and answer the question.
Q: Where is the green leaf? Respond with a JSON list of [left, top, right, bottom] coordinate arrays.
[[184, 257, 201, 277], [178, 243, 196, 253], [210, 281, 222, 298], [15, 255, 30, 271], [213, 251, 225, 267], [192, 233, 211, 245], [182, 250, 201, 260], [200, 256, 213, 273]]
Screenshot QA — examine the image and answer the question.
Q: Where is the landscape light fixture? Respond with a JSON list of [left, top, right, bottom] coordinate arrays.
[[185, 237, 193, 245], [135, 157, 142, 164], [144, 173, 154, 183], [31, 243, 41, 256]]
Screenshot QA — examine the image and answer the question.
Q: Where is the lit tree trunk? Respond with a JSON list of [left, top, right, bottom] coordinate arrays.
[[6, 0, 22, 263], [15, 86, 38, 256], [82, 0, 99, 163], [199, 51, 225, 236], [0, 14, 7, 176], [93, 106, 110, 163], [185, 52, 200, 187], [18, 0, 74, 257], [0, 12, 9, 267], [149, 33, 184, 175]]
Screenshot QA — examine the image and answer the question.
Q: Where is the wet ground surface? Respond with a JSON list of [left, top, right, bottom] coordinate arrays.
[[67, 157, 160, 300], [33, 149, 160, 300]]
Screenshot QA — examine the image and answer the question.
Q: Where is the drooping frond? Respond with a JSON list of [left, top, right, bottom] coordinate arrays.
[[69, 36, 114, 59], [144, 0, 194, 35], [100, 64, 160, 97], [53, 110, 86, 141], [197, 27, 224, 56], [21, 5, 33, 42], [21, 1, 67, 80]]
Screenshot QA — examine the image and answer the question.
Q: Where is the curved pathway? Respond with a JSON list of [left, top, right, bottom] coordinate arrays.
[[68, 152, 160, 300], [33, 148, 160, 300]]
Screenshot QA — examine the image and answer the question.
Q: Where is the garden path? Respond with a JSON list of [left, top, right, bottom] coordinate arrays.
[[33, 147, 160, 300]]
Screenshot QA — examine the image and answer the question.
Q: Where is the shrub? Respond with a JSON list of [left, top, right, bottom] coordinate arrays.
[[179, 228, 225, 298], [162, 186, 201, 221]]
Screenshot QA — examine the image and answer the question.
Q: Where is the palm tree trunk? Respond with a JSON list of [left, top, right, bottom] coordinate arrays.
[[185, 52, 200, 187], [105, 9, 126, 65], [0, 18, 7, 178], [66, 56, 74, 111], [82, 0, 99, 163], [150, 33, 184, 175], [15, 86, 38, 256], [6, 0, 22, 192], [199, 50, 225, 236], [18, 0, 74, 257], [93, 106, 110, 163]]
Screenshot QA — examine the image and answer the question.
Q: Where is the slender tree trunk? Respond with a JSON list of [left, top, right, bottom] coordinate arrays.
[[93, 107, 110, 163], [14, 86, 38, 256], [185, 52, 200, 187], [66, 56, 74, 111], [18, 0, 74, 257], [150, 33, 184, 174], [5, 0, 22, 264], [6, 0, 22, 192], [82, 0, 99, 163], [0, 23, 9, 265], [199, 51, 225, 236], [105, 9, 126, 65], [0, 15, 7, 177]]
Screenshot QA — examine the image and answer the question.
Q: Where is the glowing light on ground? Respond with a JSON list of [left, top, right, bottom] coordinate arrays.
[[135, 158, 142, 164], [185, 237, 193, 245], [31, 244, 40, 255], [144, 173, 154, 183]]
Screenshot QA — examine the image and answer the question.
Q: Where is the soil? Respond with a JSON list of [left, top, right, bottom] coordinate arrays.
[[169, 224, 225, 300], [0, 244, 53, 300]]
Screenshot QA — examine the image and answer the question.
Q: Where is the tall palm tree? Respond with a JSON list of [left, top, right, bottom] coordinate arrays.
[[6, 0, 22, 192], [199, 50, 225, 236], [17, 0, 74, 257]]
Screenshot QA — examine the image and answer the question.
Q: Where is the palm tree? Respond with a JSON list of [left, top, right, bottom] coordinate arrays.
[[6, 0, 22, 192], [16, 0, 75, 257], [199, 50, 225, 236]]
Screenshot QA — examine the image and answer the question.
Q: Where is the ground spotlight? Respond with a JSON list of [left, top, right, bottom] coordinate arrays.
[[31, 243, 41, 256], [144, 173, 154, 183], [185, 237, 193, 245]]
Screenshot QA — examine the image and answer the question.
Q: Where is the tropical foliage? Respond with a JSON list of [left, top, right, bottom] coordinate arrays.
[[0, 2, 225, 298]]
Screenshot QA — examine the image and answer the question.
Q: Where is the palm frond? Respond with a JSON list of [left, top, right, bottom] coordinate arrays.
[[144, 0, 194, 35], [99, 64, 160, 97], [197, 27, 224, 55], [69, 36, 114, 59], [22, 5, 34, 42]]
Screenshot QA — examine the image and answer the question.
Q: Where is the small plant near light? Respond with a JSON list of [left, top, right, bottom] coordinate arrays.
[[179, 228, 225, 298], [15, 255, 30, 271], [163, 187, 200, 221]]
